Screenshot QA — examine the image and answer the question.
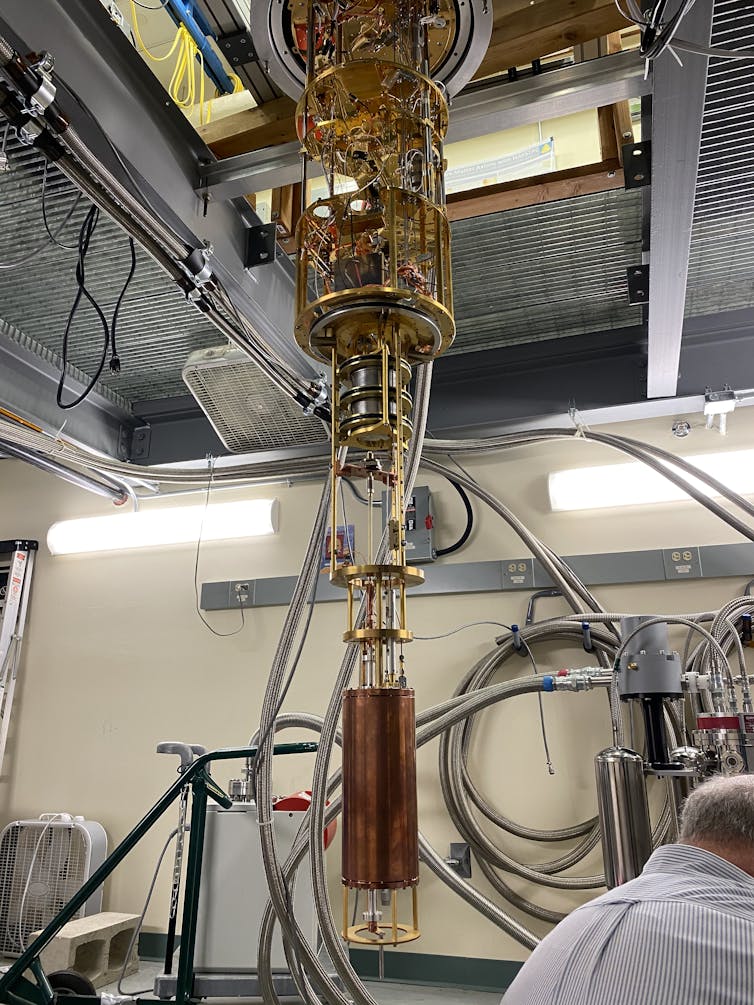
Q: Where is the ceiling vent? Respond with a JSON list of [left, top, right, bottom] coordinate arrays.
[[182, 346, 328, 453]]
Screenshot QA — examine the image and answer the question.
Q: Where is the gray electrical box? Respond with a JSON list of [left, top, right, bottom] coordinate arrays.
[[382, 485, 436, 564]]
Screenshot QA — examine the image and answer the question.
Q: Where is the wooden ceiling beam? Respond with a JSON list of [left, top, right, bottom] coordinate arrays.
[[445, 159, 624, 221], [199, 96, 298, 160], [475, 0, 628, 80]]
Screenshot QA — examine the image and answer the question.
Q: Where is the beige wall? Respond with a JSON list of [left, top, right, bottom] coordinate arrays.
[[1, 408, 753, 963], [444, 108, 602, 185]]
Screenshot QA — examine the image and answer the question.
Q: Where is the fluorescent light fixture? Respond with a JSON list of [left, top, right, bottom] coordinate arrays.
[[548, 449, 754, 512], [47, 498, 278, 555]]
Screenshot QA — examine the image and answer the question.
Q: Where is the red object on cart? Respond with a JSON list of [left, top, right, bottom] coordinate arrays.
[[274, 790, 338, 849]]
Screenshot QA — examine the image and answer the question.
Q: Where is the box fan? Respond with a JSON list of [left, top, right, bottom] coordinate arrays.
[[0, 814, 107, 956]]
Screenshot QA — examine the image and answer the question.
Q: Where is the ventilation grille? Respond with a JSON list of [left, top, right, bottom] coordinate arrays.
[[0, 820, 93, 956], [450, 188, 643, 353], [686, 0, 754, 317], [183, 346, 328, 453]]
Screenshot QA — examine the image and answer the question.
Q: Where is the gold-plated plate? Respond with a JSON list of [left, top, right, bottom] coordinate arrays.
[[331, 563, 425, 588], [343, 627, 413, 643], [296, 288, 455, 364], [342, 923, 421, 946]]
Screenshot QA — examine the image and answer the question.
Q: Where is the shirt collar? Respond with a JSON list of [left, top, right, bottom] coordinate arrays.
[[642, 843, 754, 886]]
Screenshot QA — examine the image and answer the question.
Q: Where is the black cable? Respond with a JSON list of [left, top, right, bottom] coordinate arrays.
[[640, 0, 693, 59], [436, 479, 473, 556], [342, 476, 380, 507], [56, 208, 137, 408], [194, 458, 246, 637], [56, 207, 110, 409], [41, 162, 81, 251], [129, 0, 170, 8], [109, 236, 137, 374]]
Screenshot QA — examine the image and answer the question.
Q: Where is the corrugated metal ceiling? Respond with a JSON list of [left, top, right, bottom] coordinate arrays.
[[0, 138, 226, 404], [450, 189, 643, 353], [686, 0, 754, 317]]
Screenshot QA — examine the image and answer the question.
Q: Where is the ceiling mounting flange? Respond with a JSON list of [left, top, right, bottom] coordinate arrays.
[[249, 0, 493, 100]]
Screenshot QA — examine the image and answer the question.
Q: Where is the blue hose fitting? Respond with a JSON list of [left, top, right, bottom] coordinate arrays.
[[581, 621, 594, 654]]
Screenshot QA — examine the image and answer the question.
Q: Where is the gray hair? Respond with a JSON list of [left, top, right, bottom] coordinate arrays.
[[679, 775, 754, 846]]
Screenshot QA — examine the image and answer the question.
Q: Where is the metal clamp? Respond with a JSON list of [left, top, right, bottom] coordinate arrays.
[[24, 52, 57, 115], [510, 623, 527, 657], [445, 842, 472, 878], [182, 243, 214, 292], [303, 374, 329, 415], [581, 621, 594, 653]]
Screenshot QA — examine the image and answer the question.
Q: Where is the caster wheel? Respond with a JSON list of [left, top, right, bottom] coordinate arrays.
[[48, 969, 97, 997]]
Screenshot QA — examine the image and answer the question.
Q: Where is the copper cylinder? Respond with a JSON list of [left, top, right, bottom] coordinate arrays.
[[342, 687, 419, 889]]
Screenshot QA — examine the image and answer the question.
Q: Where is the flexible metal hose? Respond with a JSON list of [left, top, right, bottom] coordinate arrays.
[[0, 38, 14, 65], [424, 429, 754, 542], [0, 439, 127, 503], [6, 416, 754, 531], [421, 458, 604, 618], [417, 833, 538, 950], [254, 634, 692, 961], [451, 627, 613, 842], [0, 418, 331, 486], [434, 614, 698, 919], [254, 468, 345, 1005]]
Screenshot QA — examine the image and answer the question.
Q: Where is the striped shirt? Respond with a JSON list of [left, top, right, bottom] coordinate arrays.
[[503, 844, 754, 1005]]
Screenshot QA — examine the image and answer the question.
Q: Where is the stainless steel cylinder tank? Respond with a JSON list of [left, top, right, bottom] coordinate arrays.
[[595, 747, 653, 888]]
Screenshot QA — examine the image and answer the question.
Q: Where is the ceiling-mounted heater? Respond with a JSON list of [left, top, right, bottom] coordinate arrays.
[[0, 815, 107, 956], [182, 346, 328, 453]]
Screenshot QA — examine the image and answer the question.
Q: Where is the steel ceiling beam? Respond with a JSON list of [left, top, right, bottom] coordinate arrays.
[[0, 322, 135, 458], [647, 3, 714, 398], [447, 48, 649, 142], [199, 50, 651, 200], [0, 0, 317, 382]]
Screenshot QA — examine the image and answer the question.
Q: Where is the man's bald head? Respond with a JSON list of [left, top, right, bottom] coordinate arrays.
[[679, 774, 754, 876]]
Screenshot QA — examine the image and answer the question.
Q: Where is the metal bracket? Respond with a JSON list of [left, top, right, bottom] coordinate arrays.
[[130, 425, 152, 461], [217, 30, 258, 68], [623, 140, 651, 189], [245, 224, 277, 268], [626, 264, 649, 305], [446, 843, 472, 878], [704, 385, 737, 434]]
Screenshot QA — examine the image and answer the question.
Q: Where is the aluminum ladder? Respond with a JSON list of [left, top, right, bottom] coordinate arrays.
[[0, 540, 37, 772]]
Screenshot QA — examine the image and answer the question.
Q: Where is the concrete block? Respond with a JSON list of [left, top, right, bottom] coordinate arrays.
[[31, 912, 140, 988]]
